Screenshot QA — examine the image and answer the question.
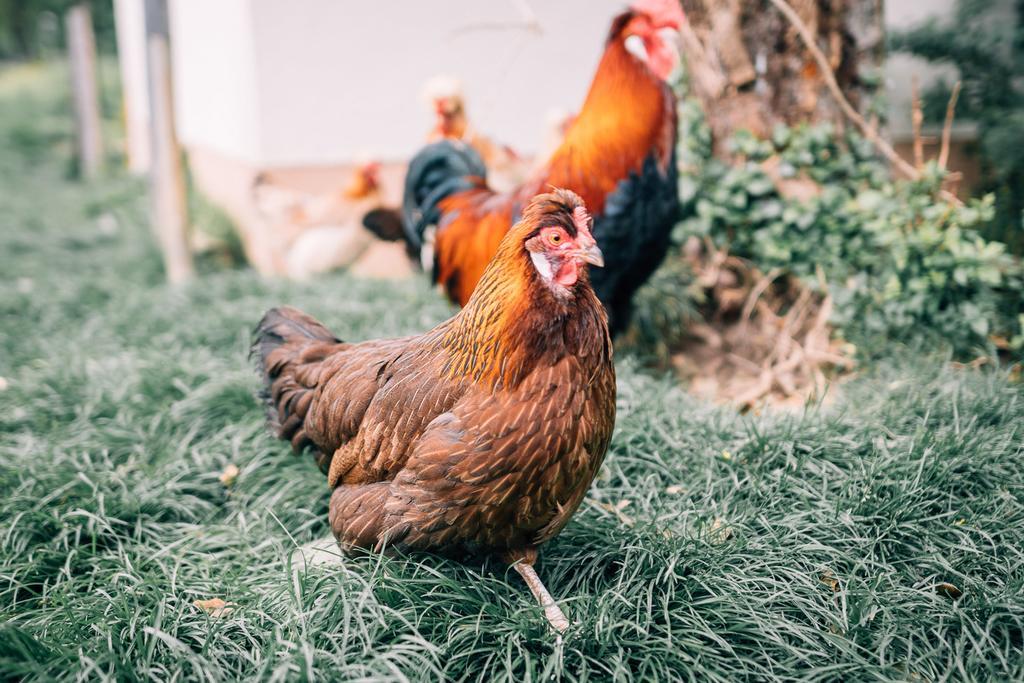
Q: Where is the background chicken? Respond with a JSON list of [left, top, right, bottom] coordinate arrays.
[[401, 0, 685, 335], [361, 78, 573, 265], [253, 190, 615, 631], [253, 161, 405, 280], [422, 74, 528, 193]]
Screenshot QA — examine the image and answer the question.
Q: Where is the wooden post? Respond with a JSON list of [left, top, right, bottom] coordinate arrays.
[[144, 0, 193, 283], [65, 4, 104, 179]]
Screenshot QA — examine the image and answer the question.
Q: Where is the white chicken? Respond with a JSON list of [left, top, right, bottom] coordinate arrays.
[[253, 161, 385, 280]]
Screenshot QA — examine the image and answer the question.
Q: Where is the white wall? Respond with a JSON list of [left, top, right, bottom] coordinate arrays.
[[169, 0, 626, 167], [169, 0, 264, 164]]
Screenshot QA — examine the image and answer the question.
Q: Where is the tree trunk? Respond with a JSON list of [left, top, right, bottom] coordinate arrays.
[[678, 0, 883, 154]]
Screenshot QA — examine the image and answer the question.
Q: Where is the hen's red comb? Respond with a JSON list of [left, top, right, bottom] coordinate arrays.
[[572, 206, 593, 237]]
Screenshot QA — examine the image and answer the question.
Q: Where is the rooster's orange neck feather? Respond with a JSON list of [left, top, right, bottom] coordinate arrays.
[[538, 32, 675, 215]]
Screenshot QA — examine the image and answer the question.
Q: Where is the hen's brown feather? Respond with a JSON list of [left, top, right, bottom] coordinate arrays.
[[254, 190, 615, 560]]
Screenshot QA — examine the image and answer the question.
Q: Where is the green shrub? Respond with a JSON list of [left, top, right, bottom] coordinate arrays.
[[627, 254, 702, 363], [669, 102, 1024, 359]]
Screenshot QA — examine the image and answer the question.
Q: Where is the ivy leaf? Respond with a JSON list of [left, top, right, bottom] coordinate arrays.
[[746, 175, 774, 197]]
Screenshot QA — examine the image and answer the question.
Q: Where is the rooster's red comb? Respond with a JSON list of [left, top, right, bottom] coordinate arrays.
[[630, 0, 686, 29]]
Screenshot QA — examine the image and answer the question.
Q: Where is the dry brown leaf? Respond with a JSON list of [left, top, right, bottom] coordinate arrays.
[[935, 582, 963, 600], [819, 569, 840, 593], [708, 518, 733, 543], [665, 485, 686, 495], [951, 356, 991, 370], [597, 500, 635, 527], [193, 597, 236, 617], [1010, 363, 1022, 383], [672, 243, 853, 411], [989, 334, 1011, 350], [219, 464, 240, 487]]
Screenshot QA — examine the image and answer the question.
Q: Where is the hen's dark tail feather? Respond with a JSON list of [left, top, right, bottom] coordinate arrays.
[[251, 306, 340, 454], [401, 139, 487, 254], [361, 207, 405, 242], [362, 206, 419, 264]]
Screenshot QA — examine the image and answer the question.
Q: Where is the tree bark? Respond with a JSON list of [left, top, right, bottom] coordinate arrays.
[[678, 0, 882, 154]]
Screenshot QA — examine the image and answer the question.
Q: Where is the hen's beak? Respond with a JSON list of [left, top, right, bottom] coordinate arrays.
[[576, 242, 605, 268]]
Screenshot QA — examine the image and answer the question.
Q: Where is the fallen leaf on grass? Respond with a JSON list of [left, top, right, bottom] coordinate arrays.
[[819, 569, 840, 593], [0, 377, 8, 391], [989, 334, 1011, 350], [594, 499, 635, 527], [935, 583, 963, 600], [951, 356, 990, 370], [665, 485, 685, 495], [708, 518, 733, 543], [219, 464, 240, 487], [193, 598, 235, 617]]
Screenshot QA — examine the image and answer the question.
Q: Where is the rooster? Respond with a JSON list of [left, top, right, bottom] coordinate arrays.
[[253, 190, 615, 631], [402, 0, 685, 335]]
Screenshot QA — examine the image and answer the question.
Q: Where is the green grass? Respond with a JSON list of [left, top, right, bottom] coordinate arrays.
[[2, 61, 1024, 682]]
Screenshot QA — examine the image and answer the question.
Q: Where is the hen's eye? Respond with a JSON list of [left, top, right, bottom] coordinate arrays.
[[548, 232, 563, 245]]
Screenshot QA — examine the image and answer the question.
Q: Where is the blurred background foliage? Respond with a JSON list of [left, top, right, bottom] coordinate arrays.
[[890, 0, 1024, 254], [0, 0, 115, 59], [625, 0, 1024, 372], [634, 83, 1024, 365], [684, 123, 1023, 358]]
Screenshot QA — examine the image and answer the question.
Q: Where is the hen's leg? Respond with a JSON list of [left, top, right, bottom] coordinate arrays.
[[505, 549, 569, 632], [330, 487, 570, 632]]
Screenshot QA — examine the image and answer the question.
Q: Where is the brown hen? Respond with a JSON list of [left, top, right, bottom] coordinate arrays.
[[253, 189, 616, 631]]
